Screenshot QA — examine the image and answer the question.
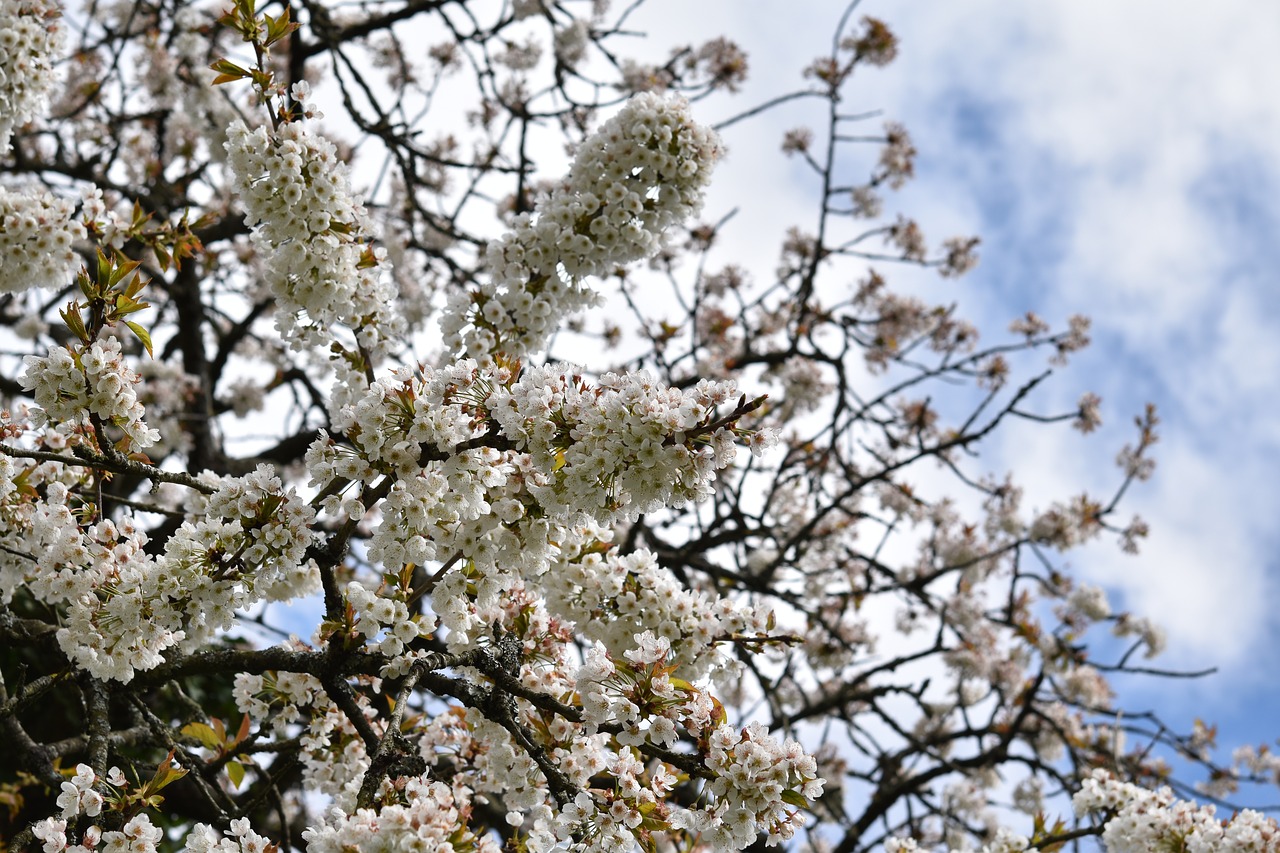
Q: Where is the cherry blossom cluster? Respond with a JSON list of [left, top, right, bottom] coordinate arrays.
[[0, 0, 63, 154], [491, 366, 747, 519], [571, 637, 820, 848], [302, 777, 500, 853], [761, 355, 833, 418], [0, 184, 86, 293], [233, 667, 324, 734], [24, 484, 177, 681], [32, 813, 164, 853], [20, 336, 161, 451], [223, 116, 401, 360], [575, 634, 712, 739], [442, 92, 722, 358], [55, 764, 103, 820], [134, 358, 199, 455], [161, 465, 319, 642], [31, 763, 276, 853], [696, 722, 824, 846], [16, 466, 316, 683], [1074, 769, 1280, 852], [78, 187, 129, 250], [1198, 740, 1280, 800], [546, 547, 770, 684], [308, 361, 757, 648], [344, 578, 434, 658], [547, 747, 692, 853], [297, 690, 380, 803], [0, 429, 78, 593], [553, 19, 590, 68], [32, 814, 273, 852]]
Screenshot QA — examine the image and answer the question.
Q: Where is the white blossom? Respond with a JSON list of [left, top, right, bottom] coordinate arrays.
[[0, 0, 64, 154], [0, 184, 85, 294], [442, 92, 721, 358]]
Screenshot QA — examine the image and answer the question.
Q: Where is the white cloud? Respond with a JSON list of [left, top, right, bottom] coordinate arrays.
[[627, 0, 1280, 680], [851, 0, 1280, 669]]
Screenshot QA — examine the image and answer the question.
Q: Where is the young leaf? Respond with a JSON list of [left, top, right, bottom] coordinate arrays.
[[60, 305, 89, 344], [780, 789, 810, 809], [210, 58, 251, 86], [124, 321, 154, 357], [181, 721, 222, 751], [226, 760, 245, 790]]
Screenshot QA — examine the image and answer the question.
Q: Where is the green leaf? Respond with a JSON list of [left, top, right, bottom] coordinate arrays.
[[94, 248, 113, 289], [114, 301, 150, 318], [124, 270, 148, 299], [209, 58, 251, 86], [147, 750, 189, 793], [106, 253, 142, 289], [262, 9, 300, 47], [226, 760, 245, 789], [76, 267, 94, 299], [780, 789, 810, 809], [153, 244, 172, 273], [181, 721, 222, 751], [124, 321, 153, 358], [710, 695, 727, 727], [130, 201, 151, 230], [60, 305, 89, 344]]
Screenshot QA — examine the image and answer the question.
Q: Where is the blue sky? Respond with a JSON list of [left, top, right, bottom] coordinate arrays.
[[622, 0, 1280, 794]]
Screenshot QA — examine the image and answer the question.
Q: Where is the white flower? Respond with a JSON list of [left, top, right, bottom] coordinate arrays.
[[223, 120, 400, 357], [442, 93, 721, 359], [0, 185, 85, 294], [20, 336, 160, 451], [0, 0, 64, 155]]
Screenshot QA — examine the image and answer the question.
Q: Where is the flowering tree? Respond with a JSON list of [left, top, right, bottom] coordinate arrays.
[[1, 1, 1276, 851]]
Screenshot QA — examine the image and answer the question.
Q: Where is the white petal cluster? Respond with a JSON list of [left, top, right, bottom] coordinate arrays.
[[345, 579, 434, 658], [33, 813, 164, 853], [20, 467, 315, 683], [699, 722, 824, 847], [310, 365, 748, 658], [553, 19, 590, 68], [302, 777, 500, 853], [567, 637, 825, 848], [21, 484, 180, 682], [33, 763, 275, 853], [546, 548, 767, 683], [1074, 769, 1280, 852], [490, 366, 742, 520], [298, 700, 377, 801], [162, 464, 320, 645], [135, 358, 200, 455], [224, 120, 401, 356], [20, 337, 161, 450], [442, 92, 721, 358], [233, 667, 324, 734], [0, 0, 64, 154], [0, 184, 85, 293], [312, 362, 748, 648], [55, 764, 102, 819]]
